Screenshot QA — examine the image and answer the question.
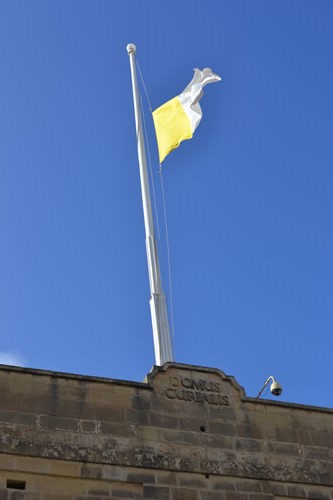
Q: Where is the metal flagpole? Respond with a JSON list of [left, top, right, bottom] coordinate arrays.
[[126, 43, 174, 366]]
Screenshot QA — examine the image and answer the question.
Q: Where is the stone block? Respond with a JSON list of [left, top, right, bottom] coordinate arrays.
[[275, 428, 298, 443], [262, 482, 286, 495], [208, 422, 236, 436], [214, 481, 236, 491], [150, 413, 179, 429], [201, 492, 226, 500], [87, 489, 110, 496], [225, 492, 248, 500], [143, 485, 170, 499], [81, 465, 103, 479], [137, 426, 159, 441], [99, 421, 135, 437], [297, 429, 313, 445], [80, 420, 97, 433], [304, 446, 333, 460], [93, 407, 125, 423], [127, 473, 155, 484], [0, 388, 17, 411], [75, 496, 107, 500], [111, 489, 142, 499], [39, 415, 78, 432], [235, 438, 262, 452], [287, 486, 307, 497], [253, 413, 290, 429], [171, 488, 200, 499], [48, 460, 81, 477], [42, 496, 72, 500], [179, 477, 205, 488], [0, 410, 36, 427], [236, 481, 262, 492], [248, 495, 273, 500], [132, 394, 151, 411], [150, 396, 180, 413], [178, 418, 207, 432], [265, 441, 299, 456], [9, 492, 25, 500], [311, 431, 333, 448], [225, 493, 248, 500], [159, 429, 202, 446], [156, 472, 176, 486], [237, 424, 260, 439], [126, 410, 150, 425], [205, 434, 234, 449], [208, 407, 236, 420], [101, 465, 127, 481], [251, 426, 276, 441], [0, 455, 16, 470], [21, 494, 43, 500], [290, 415, 325, 432], [154, 401, 210, 418], [307, 491, 330, 500]]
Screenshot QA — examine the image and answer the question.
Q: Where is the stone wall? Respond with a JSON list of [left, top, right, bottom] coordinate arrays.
[[0, 363, 332, 499]]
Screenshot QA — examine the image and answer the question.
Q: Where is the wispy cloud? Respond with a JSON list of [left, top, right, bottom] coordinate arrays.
[[0, 351, 26, 367]]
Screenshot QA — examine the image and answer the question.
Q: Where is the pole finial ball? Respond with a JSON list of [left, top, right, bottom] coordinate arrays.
[[127, 43, 136, 54]]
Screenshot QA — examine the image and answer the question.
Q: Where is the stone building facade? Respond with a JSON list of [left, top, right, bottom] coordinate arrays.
[[0, 362, 332, 499]]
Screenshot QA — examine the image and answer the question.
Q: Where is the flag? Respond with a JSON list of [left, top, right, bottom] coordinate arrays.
[[152, 68, 221, 163]]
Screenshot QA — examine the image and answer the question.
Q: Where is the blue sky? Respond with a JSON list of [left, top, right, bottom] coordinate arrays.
[[0, 1, 332, 407]]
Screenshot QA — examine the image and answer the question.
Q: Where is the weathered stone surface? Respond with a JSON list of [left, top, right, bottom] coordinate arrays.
[[80, 420, 97, 433], [225, 493, 248, 500], [287, 485, 307, 497], [236, 481, 262, 492], [143, 485, 170, 499], [202, 492, 228, 500], [171, 488, 200, 500], [0, 363, 332, 498], [0, 410, 37, 427], [39, 415, 79, 432]]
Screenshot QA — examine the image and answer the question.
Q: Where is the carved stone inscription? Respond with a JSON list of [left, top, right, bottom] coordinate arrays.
[[165, 376, 230, 406]]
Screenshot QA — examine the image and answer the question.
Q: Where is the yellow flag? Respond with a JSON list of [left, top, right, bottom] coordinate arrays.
[[153, 68, 221, 163]]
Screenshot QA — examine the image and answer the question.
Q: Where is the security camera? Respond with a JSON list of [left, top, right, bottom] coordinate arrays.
[[257, 376, 283, 398], [270, 380, 283, 396]]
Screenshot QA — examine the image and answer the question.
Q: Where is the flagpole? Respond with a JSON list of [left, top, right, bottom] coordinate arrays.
[[126, 43, 174, 366]]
